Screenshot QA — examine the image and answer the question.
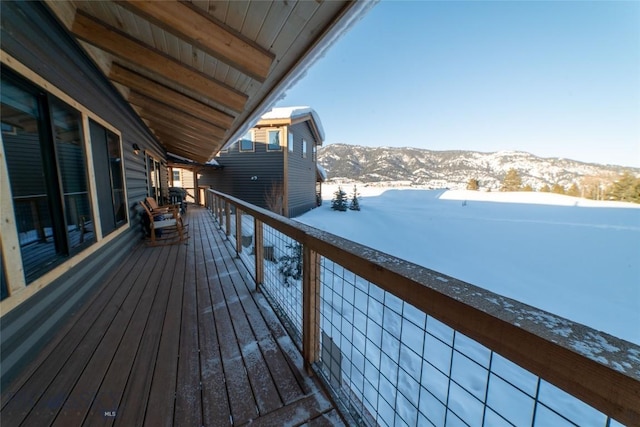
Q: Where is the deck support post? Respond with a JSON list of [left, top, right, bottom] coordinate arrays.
[[302, 245, 321, 373], [235, 209, 242, 255], [254, 218, 264, 289], [225, 202, 231, 238]]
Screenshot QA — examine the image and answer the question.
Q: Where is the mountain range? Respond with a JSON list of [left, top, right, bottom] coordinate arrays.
[[316, 144, 638, 191]]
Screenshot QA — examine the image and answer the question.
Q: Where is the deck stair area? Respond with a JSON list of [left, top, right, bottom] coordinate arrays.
[[0, 206, 343, 426]]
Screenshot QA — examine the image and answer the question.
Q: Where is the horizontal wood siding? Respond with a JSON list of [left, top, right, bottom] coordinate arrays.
[[1, 1, 162, 228], [0, 1, 169, 385], [201, 128, 284, 211], [287, 122, 318, 217]]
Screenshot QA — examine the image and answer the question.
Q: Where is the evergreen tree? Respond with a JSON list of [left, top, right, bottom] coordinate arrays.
[[540, 184, 551, 193], [551, 183, 565, 194], [466, 178, 480, 191], [567, 183, 580, 197], [606, 172, 640, 203], [522, 184, 534, 192], [501, 168, 522, 192], [278, 242, 302, 285], [349, 185, 361, 211], [331, 186, 348, 211]]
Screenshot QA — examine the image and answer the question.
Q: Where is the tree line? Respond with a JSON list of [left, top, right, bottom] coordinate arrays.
[[466, 169, 640, 203]]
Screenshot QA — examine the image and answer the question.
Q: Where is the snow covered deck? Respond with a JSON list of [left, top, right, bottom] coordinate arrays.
[[0, 207, 342, 426]]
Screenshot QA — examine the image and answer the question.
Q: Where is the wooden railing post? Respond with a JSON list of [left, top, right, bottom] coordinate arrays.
[[254, 218, 264, 289], [235, 209, 242, 255], [302, 245, 321, 373], [225, 202, 231, 237], [217, 197, 223, 227]]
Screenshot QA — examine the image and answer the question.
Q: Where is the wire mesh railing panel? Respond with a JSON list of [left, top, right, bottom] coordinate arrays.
[[316, 258, 614, 427], [258, 223, 304, 346], [205, 190, 634, 426], [238, 213, 255, 277]]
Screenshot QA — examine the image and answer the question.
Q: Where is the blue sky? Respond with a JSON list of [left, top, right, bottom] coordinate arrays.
[[275, 0, 640, 167]]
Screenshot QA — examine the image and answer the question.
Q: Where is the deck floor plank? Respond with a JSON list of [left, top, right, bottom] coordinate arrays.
[[174, 216, 204, 427], [1, 247, 155, 426], [194, 211, 233, 426], [142, 241, 188, 427], [34, 247, 169, 426], [0, 207, 343, 426]]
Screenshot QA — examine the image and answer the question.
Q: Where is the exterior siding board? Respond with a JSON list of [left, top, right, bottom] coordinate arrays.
[[287, 122, 318, 217], [0, 1, 168, 385], [1, 1, 163, 221], [203, 129, 284, 211]]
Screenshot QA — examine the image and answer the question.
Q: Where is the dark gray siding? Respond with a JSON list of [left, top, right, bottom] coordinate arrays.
[[287, 122, 319, 217], [201, 127, 285, 211], [1, 1, 164, 225], [0, 1, 167, 386]]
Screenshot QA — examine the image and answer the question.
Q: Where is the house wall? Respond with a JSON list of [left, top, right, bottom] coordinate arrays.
[[201, 122, 320, 217], [286, 121, 319, 217], [0, 1, 167, 388], [200, 127, 285, 213]]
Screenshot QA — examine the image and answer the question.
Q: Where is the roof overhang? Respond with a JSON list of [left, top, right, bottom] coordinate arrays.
[[44, 0, 376, 163]]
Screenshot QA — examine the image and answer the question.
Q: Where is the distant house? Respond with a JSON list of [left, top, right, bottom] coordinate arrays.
[[201, 107, 326, 218]]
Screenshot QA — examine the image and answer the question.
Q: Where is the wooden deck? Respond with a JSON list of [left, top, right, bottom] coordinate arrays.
[[0, 206, 344, 426]]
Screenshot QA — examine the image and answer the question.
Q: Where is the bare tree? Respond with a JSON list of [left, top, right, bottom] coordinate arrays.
[[265, 181, 284, 215]]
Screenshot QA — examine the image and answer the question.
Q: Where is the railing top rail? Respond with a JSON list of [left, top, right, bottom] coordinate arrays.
[[208, 189, 640, 425]]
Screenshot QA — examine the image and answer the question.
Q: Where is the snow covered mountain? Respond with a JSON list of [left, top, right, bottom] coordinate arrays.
[[317, 143, 638, 190]]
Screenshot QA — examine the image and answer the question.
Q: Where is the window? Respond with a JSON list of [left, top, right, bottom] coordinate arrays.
[[288, 132, 294, 152], [313, 145, 317, 162], [146, 155, 162, 203], [239, 131, 254, 152], [90, 119, 126, 235], [1, 69, 97, 283], [173, 170, 181, 182], [267, 129, 281, 151], [302, 139, 308, 158]]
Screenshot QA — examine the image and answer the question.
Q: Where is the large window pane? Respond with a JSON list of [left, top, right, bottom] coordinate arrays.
[[1, 76, 64, 282], [89, 119, 126, 235], [51, 98, 95, 249]]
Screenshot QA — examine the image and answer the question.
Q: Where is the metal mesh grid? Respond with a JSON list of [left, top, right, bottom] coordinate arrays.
[[257, 224, 304, 345], [205, 193, 624, 427], [317, 258, 615, 427]]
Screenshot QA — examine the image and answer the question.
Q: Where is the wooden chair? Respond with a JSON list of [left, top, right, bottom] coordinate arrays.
[[145, 196, 180, 216], [139, 201, 188, 246]]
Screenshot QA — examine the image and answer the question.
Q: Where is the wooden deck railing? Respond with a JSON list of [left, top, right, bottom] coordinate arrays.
[[206, 189, 640, 426]]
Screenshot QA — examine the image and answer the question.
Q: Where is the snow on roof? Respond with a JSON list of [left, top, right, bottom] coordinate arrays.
[[260, 106, 325, 142], [316, 163, 327, 181]]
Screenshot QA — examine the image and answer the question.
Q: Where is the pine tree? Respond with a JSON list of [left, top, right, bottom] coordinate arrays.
[[467, 178, 480, 191], [606, 172, 640, 203], [278, 242, 302, 285], [331, 186, 348, 211], [567, 183, 580, 197], [522, 184, 534, 192], [540, 184, 551, 193], [501, 169, 522, 192], [349, 185, 361, 211], [551, 183, 565, 194]]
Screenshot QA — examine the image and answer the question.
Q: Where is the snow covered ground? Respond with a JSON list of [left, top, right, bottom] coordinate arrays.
[[297, 184, 640, 345]]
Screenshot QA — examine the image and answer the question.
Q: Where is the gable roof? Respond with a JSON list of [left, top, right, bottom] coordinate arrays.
[[256, 106, 325, 144]]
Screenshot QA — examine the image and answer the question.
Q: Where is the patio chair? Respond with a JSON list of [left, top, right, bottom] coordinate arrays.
[[145, 196, 181, 217], [139, 201, 188, 246]]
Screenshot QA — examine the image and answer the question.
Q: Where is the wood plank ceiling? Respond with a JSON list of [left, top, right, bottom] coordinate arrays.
[[44, 0, 368, 163]]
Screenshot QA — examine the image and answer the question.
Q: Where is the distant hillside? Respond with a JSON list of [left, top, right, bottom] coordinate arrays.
[[317, 144, 638, 191]]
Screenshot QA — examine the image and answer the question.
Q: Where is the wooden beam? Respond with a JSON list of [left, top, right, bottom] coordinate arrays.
[[139, 110, 225, 140], [116, 0, 274, 83], [71, 11, 247, 112], [153, 130, 214, 153], [127, 91, 228, 137], [110, 64, 234, 129], [149, 123, 217, 147]]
